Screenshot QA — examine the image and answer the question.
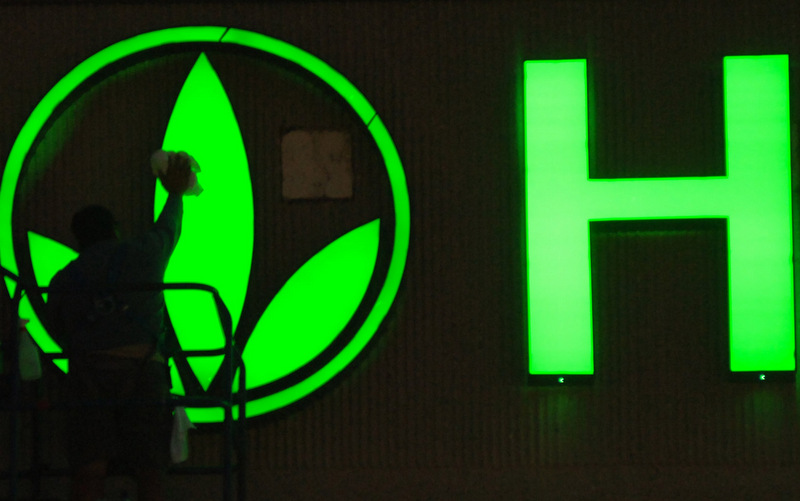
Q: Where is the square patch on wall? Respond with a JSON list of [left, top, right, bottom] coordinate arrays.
[[281, 129, 353, 199]]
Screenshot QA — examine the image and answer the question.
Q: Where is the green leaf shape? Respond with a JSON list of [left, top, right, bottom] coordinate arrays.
[[26, 231, 77, 356], [237, 219, 380, 391], [155, 53, 254, 391], [28, 231, 78, 296]]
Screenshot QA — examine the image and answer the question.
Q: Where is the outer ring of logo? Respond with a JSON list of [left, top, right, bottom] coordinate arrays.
[[0, 26, 410, 418]]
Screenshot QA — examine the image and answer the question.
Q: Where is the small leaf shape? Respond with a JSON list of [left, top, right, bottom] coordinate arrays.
[[28, 230, 78, 297], [155, 53, 254, 391], [27, 231, 77, 355], [238, 219, 380, 390]]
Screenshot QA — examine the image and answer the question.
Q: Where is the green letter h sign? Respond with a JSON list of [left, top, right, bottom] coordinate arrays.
[[525, 56, 795, 382]]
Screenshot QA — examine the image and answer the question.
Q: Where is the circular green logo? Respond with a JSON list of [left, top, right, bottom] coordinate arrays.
[[1, 27, 410, 422]]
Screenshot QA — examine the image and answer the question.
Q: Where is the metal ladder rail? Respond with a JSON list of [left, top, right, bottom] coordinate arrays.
[[2, 273, 247, 501], [161, 282, 247, 501]]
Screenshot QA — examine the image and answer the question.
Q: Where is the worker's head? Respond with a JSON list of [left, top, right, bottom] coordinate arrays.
[[71, 205, 119, 251]]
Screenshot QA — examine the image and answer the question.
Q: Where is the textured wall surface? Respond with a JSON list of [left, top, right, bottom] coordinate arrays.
[[1, 1, 799, 499]]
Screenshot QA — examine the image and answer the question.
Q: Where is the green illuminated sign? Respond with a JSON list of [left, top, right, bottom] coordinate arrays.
[[525, 56, 795, 381], [1, 27, 410, 421]]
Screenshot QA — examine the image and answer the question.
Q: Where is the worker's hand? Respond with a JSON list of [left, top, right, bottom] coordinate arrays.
[[151, 150, 203, 196], [162, 152, 192, 194]]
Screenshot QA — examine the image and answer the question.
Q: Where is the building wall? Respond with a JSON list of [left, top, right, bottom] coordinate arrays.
[[1, 1, 799, 499]]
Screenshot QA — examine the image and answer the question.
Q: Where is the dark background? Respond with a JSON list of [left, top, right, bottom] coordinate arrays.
[[1, 1, 799, 499]]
